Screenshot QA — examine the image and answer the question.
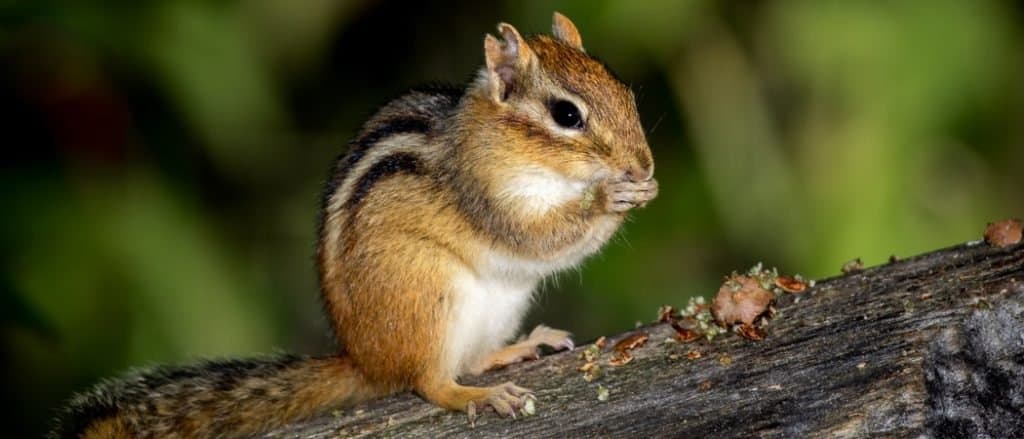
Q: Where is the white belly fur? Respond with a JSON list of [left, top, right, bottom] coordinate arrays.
[[442, 215, 622, 377], [444, 267, 536, 377]]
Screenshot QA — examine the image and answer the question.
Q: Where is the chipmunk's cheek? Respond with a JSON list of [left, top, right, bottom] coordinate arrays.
[[496, 165, 587, 215]]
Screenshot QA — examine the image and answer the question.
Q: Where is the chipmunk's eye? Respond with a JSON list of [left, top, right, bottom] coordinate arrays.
[[549, 99, 584, 130]]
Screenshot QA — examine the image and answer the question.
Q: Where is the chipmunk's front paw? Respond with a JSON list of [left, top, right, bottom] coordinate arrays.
[[605, 177, 658, 213], [522, 325, 574, 352], [471, 325, 574, 374]]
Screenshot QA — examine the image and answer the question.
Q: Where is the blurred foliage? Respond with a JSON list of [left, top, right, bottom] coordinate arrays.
[[2, 0, 1023, 435]]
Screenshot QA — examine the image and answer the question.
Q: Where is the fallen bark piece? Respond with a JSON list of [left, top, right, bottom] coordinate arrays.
[[712, 273, 774, 326], [775, 275, 808, 293], [612, 332, 649, 352], [984, 218, 1022, 247]]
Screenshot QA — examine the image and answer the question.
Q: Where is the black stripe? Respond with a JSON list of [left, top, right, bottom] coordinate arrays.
[[323, 117, 430, 207], [317, 117, 431, 245], [318, 85, 462, 210], [316, 85, 463, 246], [353, 119, 431, 162], [345, 152, 425, 210]]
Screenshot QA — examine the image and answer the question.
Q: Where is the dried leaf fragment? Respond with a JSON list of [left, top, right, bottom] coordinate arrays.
[[736, 324, 766, 341], [775, 275, 808, 293], [984, 218, 1023, 247], [580, 185, 596, 210], [594, 336, 607, 350], [596, 384, 610, 401], [580, 344, 601, 363], [712, 274, 774, 326], [685, 350, 702, 360], [698, 380, 713, 391], [521, 394, 537, 417], [608, 351, 634, 366], [841, 258, 864, 274], [614, 332, 649, 352], [658, 305, 676, 323], [681, 295, 709, 317], [578, 362, 602, 382], [718, 355, 733, 366], [606, 325, 647, 366], [673, 325, 700, 343]]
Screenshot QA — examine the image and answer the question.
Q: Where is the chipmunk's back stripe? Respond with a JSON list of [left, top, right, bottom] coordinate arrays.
[[344, 118, 431, 179], [353, 118, 431, 161], [320, 117, 431, 213], [345, 152, 425, 210]]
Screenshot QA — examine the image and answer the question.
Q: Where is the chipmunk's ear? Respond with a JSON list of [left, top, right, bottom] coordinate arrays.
[[552, 12, 583, 51], [484, 23, 534, 102]]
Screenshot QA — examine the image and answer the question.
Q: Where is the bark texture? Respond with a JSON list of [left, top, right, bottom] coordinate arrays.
[[264, 241, 1024, 438]]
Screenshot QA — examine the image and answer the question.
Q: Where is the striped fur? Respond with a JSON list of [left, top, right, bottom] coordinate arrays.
[[49, 355, 383, 439], [314, 22, 656, 419], [318, 85, 463, 226]]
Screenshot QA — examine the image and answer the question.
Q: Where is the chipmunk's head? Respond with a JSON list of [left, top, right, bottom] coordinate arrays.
[[469, 12, 653, 185]]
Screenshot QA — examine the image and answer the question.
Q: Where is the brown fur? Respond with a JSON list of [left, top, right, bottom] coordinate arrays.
[[52, 12, 656, 438], [317, 11, 655, 418], [50, 355, 383, 439], [80, 417, 130, 439]]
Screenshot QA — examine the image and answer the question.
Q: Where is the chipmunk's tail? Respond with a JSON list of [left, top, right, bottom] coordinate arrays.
[[49, 354, 386, 439]]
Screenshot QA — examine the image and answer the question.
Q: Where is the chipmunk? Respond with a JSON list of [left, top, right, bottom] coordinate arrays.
[[50, 12, 656, 438]]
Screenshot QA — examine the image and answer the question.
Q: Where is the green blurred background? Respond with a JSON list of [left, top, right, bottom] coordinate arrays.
[[2, 0, 1022, 435]]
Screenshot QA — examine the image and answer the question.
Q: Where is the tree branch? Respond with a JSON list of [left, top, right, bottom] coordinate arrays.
[[263, 241, 1024, 438]]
